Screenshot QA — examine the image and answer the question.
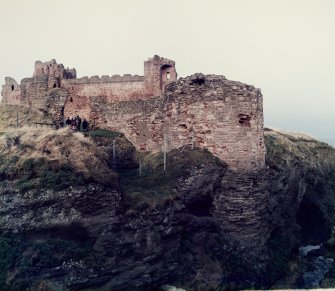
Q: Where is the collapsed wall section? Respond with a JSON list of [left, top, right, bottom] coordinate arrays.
[[1, 59, 76, 113], [34, 59, 76, 81]]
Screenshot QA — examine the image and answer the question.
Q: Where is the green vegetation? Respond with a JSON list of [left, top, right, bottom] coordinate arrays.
[[265, 127, 335, 171], [120, 148, 224, 209], [0, 153, 86, 191], [0, 125, 224, 205], [0, 127, 117, 191], [84, 128, 121, 139], [81, 127, 225, 209]]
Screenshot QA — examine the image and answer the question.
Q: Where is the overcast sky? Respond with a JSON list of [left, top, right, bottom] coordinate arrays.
[[0, 0, 334, 144]]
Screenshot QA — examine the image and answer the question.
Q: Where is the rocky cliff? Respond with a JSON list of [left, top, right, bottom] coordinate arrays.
[[265, 128, 335, 287], [0, 127, 334, 290]]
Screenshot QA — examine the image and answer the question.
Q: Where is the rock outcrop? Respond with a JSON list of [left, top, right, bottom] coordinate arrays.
[[266, 128, 335, 243], [0, 127, 335, 290], [0, 128, 231, 290], [265, 128, 335, 286]]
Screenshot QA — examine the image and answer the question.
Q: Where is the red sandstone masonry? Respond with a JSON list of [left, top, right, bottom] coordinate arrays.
[[88, 74, 265, 172], [1, 56, 265, 172], [1, 77, 21, 105]]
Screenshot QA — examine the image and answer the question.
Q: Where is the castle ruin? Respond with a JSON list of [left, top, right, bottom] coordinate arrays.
[[1, 55, 265, 172]]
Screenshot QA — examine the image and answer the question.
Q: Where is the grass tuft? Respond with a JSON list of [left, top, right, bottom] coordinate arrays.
[[0, 127, 117, 190]]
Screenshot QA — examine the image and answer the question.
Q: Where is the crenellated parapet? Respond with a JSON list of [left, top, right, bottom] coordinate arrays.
[[2, 55, 176, 108], [61, 74, 145, 85]]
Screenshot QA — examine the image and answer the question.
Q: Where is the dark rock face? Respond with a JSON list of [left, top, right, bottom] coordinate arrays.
[[266, 129, 335, 244], [301, 256, 334, 288], [214, 170, 270, 257], [0, 183, 121, 236], [0, 157, 234, 290], [0, 128, 334, 290], [265, 129, 335, 285]]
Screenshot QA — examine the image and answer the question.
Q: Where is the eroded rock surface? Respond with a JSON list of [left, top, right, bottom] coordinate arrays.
[[0, 128, 335, 290]]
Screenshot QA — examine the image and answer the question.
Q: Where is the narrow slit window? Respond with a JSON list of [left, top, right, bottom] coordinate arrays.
[[11, 85, 14, 91], [166, 72, 170, 80]]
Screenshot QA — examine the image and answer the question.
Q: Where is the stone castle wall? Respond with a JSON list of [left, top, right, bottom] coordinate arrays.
[[88, 74, 265, 172], [62, 56, 177, 119], [1, 56, 265, 172], [62, 76, 149, 120]]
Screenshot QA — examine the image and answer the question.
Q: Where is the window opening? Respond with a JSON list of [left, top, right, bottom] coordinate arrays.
[[238, 114, 251, 127]]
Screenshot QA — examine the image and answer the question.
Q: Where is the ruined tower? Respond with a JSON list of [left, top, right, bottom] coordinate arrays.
[[1, 77, 21, 104], [144, 55, 177, 96], [34, 59, 76, 89]]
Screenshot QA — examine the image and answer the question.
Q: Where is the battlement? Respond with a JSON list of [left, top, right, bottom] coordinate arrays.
[[62, 74, 145, 85]]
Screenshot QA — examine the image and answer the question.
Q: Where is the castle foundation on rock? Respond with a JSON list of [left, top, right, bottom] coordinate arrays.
[[1, 55, 265, 172]]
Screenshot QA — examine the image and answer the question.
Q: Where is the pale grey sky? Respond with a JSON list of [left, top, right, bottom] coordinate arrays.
[[0, 0, 334, 144]]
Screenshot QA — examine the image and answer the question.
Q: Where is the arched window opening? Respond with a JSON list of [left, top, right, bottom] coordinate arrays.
[[70, 97, 73, 102], [166, 72, 170, 80], [11, 85, 14, 91], [53, 82, 57, 88]]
